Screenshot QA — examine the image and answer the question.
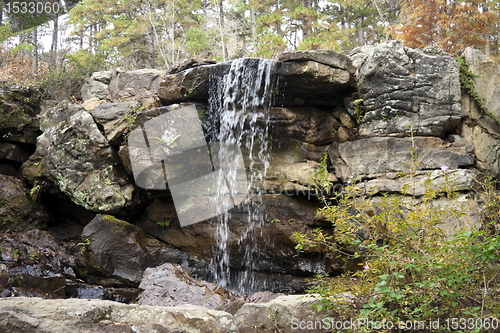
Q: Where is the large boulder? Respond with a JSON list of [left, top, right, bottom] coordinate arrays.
[[88, 100, 141, 145], [328, 136, 475, 181], [158, 63, 220, 105], [0, 229, 78, 297], [138, 263, 236, 311], [234, 294, 342, 333], [356, 40, 461, 138], [78, 215, 188, 287], [39, 100, 84, 132], [108, 68, 166, 102], [26, 110, 136, 213], [0, 176, 49, 231], [461, 47, 500, 177], [0, 298, 237, 333]]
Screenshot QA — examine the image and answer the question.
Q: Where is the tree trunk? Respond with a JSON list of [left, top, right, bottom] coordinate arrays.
[[79, 30, 84, 49], [218, 0, 227, 61], [302, 0, 309, 39], [357, 17, 365, 45], [250, 8, 257, 47], [130, 41, 137, 69], [33, 28, 38, 78], [484, 5, 490, 57], [146, 26, 155, 67], [50, 13, 59, 70]]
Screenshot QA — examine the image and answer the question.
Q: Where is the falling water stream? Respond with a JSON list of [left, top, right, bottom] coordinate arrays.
[[205, 58, 278, 294]]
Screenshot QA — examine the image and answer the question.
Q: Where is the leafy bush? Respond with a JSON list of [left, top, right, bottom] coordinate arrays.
[[39, 50, 108, 101], [292, 127, 500, 332]]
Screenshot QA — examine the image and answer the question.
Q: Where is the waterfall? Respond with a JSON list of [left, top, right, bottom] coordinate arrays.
[[206, 58, 278, 293]]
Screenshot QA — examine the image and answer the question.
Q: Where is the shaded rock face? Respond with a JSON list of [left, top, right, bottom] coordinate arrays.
[[356, 40, 461, 138], [79, 215, 188, 287], [269, 106, 338, 145], [136, 194, 327, 292], [29, 111, 136, 213], [138, 263, 236, 311], [0, 86, 40, 145], [461, 47, 500, 177], [0, 176, 49, 231]]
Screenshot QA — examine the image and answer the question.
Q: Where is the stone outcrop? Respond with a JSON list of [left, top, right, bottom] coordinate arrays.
[[329, 136, 475, 181], [0, 298, 238, 333], [0, 294, 342, 333], [78, 215, 188, 286], [461, 47, 500, 178], [356, 40, 461, 138]]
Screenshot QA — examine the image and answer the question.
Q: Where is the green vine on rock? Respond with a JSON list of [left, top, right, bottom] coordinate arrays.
[[354, 99, 365, 124], [457, 56, 500, 126]]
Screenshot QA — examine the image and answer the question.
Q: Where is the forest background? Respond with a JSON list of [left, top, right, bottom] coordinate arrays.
[[0, 0, 499, 96]]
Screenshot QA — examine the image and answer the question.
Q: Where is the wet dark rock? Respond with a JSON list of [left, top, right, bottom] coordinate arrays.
[[0, 175, 49, 231], [78, 215, 188, 287], [0, 229, 79, 299], [269, 106, 339, 145], [39, 100, 84, 132], [137, 194, 328, 291], [65, 281, 138, 303], [356, 40, 461, 138], [0, 143, 31, 164], [10, 274, 66, 298], [138, 263, 237, 310]]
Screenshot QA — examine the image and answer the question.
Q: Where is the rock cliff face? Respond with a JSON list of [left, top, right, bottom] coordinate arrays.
[[0, 41, 498, 330]]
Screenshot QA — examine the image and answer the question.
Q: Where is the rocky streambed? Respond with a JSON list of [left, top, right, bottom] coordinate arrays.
[[0, 42, 499, 332]]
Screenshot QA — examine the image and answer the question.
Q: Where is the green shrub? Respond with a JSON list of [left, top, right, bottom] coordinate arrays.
[[293, 126, 500, 332]]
